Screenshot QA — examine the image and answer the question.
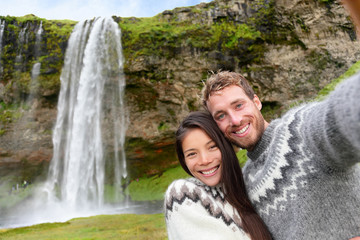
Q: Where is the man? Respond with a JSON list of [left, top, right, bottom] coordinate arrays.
[[201, 2, 360, 238], [201, 70, 360, 240]]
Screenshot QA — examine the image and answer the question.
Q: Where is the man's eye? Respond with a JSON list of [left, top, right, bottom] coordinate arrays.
[[216, 113, 225, 120], [235, 104, 242, 109]]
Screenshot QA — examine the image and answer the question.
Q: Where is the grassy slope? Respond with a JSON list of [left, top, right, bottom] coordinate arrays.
[[0, 214, 167, 240], [1, 62, 359, 239]]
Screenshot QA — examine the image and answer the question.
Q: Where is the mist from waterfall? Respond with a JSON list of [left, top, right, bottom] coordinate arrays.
[[2, 17, 129, 228]]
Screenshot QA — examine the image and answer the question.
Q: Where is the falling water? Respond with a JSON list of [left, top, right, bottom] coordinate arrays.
[[1, 17, 129, 228], [14, 23, 29, 71], [0, 20, 4, 49], [46, 16, 127, 209], [28, 21, 43, 102], [0, 20, 5, 74]]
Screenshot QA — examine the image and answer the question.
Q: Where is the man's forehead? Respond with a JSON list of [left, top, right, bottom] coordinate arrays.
[[206, 85, 246, 110], [208, 85, 245, 98]]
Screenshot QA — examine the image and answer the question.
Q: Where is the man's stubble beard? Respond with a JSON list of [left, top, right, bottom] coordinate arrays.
[[226, 114, 266, 152]]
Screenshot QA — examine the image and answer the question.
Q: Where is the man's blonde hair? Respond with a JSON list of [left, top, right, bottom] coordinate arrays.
[[201, 71, 255, 109]]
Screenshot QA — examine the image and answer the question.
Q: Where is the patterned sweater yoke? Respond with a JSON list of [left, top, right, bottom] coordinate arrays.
[[164, 178, 250, 240], [243, 72, 360, 240]]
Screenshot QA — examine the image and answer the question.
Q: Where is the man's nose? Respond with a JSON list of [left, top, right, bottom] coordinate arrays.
[[228, 111, 241, 126]]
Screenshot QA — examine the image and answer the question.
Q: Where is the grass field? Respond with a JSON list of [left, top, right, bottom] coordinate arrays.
[[0, 213, 167, 240]]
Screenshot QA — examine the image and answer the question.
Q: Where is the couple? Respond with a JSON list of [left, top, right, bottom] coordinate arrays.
[[164, 68, 360, 239], [164, 3, 360, 233], [165, 1, 360, 239]]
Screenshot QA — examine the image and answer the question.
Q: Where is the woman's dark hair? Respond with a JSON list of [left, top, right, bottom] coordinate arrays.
[[175, 111, 272, 240]]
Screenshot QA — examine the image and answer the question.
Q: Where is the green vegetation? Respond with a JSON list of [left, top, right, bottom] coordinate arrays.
[[0, 102, 24, 135], [118, 14, 263, 70], [0, 181, 34, 209], [236, 149, 248, 168], [0, 15, 75, 100], [316, 60, 360, 100], [317, 0, 335, 4], [119, 16, 261, 54], [0, 213, 167, 240], [127, 166, 188, 201]]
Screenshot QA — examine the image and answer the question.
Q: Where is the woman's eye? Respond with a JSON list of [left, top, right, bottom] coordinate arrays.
[[209, 144, 218, 150], [185, 152, 196, 158]]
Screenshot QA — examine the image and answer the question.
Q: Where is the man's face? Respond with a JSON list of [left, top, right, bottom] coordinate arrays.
[[206, 85, 268, 151]]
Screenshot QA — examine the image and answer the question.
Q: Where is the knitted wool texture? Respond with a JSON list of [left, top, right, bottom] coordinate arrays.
[[165, 178, 251, 240], [243, 72, 360, 240]]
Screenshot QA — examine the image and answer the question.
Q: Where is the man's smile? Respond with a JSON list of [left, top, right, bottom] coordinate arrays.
[[234, 123, 250, 135]]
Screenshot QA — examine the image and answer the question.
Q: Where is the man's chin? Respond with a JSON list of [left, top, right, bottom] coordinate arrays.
[[229, 137, 256, 151]]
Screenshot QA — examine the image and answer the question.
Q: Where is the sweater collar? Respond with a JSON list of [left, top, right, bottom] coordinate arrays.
[[247, 121, 277, 161]]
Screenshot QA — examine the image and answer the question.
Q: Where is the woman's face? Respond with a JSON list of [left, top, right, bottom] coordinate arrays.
[[182, 128, 222, 186]]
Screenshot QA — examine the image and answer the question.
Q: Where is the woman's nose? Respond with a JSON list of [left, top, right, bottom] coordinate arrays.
[[199, 151, 212, 165]]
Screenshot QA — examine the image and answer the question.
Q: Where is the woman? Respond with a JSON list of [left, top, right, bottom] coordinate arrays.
[[164, 111, 272, 240]]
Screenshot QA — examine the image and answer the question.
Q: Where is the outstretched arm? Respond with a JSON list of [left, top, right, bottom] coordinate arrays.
[[300, 72, 360, 168]]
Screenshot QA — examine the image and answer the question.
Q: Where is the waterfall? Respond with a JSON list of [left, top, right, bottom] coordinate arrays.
[[0, 20, 5, 74], [45, 17, 127, 210], [0, 17, 128, 228], [0, 20, 4, 50], [14, 23, 29, 71], [28, 21, 43, 102]]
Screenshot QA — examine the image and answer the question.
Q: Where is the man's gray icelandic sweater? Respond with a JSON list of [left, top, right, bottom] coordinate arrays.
[[243, 72, 360, 240]]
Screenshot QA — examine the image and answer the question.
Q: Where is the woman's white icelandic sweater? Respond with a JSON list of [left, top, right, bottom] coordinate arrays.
[[164, 178, 250, 240], [243, 72, 360, 240]]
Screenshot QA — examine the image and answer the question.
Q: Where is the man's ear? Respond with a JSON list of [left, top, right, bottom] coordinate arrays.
[[253, 95, 262, 110]]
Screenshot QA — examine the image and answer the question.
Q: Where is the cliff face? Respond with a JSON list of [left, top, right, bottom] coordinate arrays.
[[122, 0, 360, 144], [0, 0, 359, 179]]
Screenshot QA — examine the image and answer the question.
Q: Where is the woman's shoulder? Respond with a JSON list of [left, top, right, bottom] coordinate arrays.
[[165, 178, 202, 199], [164, 177, 225, 208], [166, 177, 204, 190], [165, 177, 216, 197], [164, 179, 247, 239]]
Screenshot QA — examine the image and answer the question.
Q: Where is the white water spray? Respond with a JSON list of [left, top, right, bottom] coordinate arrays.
[[2, 17, 128, 228]]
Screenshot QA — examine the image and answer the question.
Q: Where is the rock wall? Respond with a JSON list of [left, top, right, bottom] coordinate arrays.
[[123, 0, 360, 143]]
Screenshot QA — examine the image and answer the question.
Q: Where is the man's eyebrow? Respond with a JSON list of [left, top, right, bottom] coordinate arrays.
[[212, 110, 224, 118]]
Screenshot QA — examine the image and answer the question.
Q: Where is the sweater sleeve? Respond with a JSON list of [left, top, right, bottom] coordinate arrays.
[[164, 179, 250, 240], [301, 71, 360, 168]]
